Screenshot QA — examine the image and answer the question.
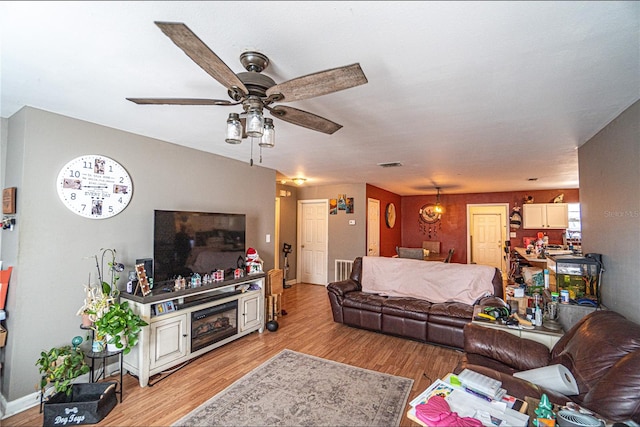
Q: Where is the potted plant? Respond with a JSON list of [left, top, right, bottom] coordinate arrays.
[[94, 300, 147, 354], [37, 344, 118, 425], [36, 345, 90, 397], [76, 281, 115, 328]]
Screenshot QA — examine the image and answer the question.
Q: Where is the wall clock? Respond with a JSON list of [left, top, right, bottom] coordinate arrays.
[[385, 203, 396, 228], [419, 204, 441, 224], [56, 155, 133, 219]]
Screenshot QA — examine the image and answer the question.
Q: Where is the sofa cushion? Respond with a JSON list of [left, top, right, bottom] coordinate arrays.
[[382, 297, 431, 321], [581, 350, 640, 422], [429, 302, 474, 319], [342, 291, 386, 312]]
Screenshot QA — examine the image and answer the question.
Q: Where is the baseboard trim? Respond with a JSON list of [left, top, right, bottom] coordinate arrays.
[[1, 390, 40, 419]]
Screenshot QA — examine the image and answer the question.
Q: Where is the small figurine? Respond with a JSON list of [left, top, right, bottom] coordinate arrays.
[[534, 393, 555, 426]]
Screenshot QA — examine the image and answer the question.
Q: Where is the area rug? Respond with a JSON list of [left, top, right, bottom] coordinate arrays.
[[171, 349, 413, 426]]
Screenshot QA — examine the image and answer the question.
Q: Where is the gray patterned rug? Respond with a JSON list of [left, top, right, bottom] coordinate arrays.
[[172, 349, 413, 426]]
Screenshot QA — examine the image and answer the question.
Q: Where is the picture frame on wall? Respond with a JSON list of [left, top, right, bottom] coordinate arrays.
[[329, 199, 338, 215], [346, 198, 354, 214], [338, 194, 347, 210]]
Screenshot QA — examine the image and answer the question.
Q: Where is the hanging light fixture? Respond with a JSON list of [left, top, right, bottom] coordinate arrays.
[[434, 187, 444, 214], [244, 96, 264, 138], [259, 118, 275, 148], [292, 177, 306, 185], [225, 113, 243, 144]]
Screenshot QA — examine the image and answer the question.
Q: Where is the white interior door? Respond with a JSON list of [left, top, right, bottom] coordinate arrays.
[[297, 200, 328, 285], [467, 204, 508, 273], [472, 213, 503, 269], [367, 198, 380, 256]]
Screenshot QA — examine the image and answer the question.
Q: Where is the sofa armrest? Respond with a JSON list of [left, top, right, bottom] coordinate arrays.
[[327, 279, 361, 297], [464, 323, 551, 371]]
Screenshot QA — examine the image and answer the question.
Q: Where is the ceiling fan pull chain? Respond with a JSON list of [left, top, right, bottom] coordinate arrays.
[[249, 137, 254, 166]]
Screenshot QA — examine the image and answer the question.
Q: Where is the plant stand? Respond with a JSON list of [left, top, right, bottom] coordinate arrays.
[[43, 382, 117, 426]]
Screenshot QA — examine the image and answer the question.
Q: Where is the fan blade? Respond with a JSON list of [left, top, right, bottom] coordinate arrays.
[[268, 106, 343, 135], [266, 63, 367, 103], [126, 98, 235, 106], [155, 22, 248, 96]]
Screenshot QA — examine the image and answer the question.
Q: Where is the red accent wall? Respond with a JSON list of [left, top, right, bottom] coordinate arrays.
[[366, 184, 402, 257], [401, 189, 579, 264]]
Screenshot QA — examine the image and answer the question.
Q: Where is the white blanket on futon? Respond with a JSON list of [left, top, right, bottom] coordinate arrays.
[[361, 256, 495, 305]]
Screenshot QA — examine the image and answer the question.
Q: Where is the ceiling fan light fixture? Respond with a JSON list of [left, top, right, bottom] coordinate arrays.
[[225, 113, 242, 144], [259, 118, 275, 148], [246, 107, 264, 138]]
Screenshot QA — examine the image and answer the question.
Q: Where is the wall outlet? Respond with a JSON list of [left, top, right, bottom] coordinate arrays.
[[348, 219, 356, 225], [510, 232, 517, 238]]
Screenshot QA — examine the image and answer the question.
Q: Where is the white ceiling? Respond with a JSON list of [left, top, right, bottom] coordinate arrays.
[[1, 1, 638, 195]]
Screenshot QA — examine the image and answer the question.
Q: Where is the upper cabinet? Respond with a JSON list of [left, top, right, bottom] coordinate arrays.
[[522, 203, 569, 229]]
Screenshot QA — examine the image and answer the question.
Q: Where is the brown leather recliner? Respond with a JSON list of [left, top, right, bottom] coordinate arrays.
[[458, 310, 640, 422]]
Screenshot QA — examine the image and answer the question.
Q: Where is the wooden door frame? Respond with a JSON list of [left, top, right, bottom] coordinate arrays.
[[466, 203, 509, 273]]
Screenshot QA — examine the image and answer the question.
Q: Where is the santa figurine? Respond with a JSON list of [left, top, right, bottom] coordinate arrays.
[[245, 247, 264, 274]]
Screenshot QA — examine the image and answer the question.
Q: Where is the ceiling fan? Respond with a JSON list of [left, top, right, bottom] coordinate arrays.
[[127, 22, 368, 137]]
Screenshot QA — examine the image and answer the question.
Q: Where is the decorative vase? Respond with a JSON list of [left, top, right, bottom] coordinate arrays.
[[106, 333, 126, 352], [92, 336, 106, 353], [81, 313, 93, 328]]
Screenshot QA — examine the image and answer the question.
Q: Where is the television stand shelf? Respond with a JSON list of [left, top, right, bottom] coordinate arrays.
[[121, 273, 265, 387]]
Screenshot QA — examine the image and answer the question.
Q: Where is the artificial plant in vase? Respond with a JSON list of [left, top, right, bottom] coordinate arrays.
[[76, 248, 123, 344], [94, 300, 147, 354]]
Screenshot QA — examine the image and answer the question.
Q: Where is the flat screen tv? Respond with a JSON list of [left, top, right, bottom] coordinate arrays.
[[153, 210, 246, 285]]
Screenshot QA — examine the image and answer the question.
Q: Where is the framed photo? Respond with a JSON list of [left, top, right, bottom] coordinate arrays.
[[329, 199, 337, 215], [346, 197, 354, 214], [337, 194, 347, 210], [135, 263, 151, 296], [2, 188, 16, 215]]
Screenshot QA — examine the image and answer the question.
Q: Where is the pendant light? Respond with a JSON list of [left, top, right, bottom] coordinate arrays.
[[434, 187, 444, 215], [246, 107, 264, 138], [225, 113, 242, 144], [259, 118, 275, 148]]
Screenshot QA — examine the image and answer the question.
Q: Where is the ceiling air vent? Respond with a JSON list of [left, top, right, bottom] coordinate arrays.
[[377, 162, 403, 168]]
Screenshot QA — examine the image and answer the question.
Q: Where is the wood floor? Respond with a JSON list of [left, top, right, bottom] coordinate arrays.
[[6, 283, 463, 426]]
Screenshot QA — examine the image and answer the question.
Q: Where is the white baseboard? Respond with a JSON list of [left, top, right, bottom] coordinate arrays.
[[1, 390, 40, 419]]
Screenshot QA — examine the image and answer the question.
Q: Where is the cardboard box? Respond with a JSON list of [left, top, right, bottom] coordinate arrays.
[[0, 325, 6, 347]]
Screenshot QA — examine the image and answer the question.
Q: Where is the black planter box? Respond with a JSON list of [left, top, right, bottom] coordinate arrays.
[[43, 382, 117, 426]]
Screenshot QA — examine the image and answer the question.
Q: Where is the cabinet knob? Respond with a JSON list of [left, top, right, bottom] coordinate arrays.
[[182, 334, 187, 337]]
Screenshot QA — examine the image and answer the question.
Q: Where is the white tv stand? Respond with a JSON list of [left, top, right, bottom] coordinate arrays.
[[121, 273, 265, 387]]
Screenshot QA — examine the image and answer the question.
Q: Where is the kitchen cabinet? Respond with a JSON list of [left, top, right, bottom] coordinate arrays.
[[523, 203, 568, 229]]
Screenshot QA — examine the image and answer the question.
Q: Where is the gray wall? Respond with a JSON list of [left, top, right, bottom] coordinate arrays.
[[578, 100, 639, 323], [298, 183, 367, 282], [1, 107, 276, 401], [276, 183, 299, 281]]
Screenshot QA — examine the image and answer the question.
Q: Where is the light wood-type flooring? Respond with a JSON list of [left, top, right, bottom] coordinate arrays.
[[5, 283, 462, 426]]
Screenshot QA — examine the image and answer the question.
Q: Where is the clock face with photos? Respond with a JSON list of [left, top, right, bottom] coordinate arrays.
[[56, 155, 133, 219]]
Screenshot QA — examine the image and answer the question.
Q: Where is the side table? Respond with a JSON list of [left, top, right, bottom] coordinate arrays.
[[472, 306, 564, 349], [84, 348, 124, 403]]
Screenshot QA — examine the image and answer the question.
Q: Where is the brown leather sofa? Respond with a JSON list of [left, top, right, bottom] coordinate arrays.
[[458, 310, 640, 422], [326, 257, 506, 349]]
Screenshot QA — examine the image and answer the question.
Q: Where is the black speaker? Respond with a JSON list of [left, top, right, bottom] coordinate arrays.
[[136, 258, 153, 286]]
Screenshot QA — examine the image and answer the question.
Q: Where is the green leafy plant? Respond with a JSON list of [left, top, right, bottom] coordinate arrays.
[[94, 301, 148, 355], [36, 345, 90, 397]]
